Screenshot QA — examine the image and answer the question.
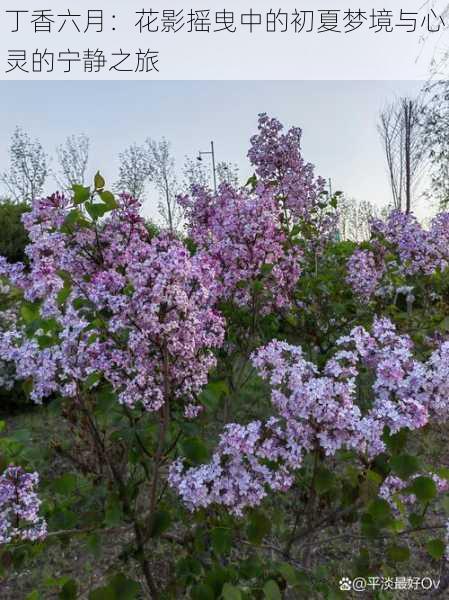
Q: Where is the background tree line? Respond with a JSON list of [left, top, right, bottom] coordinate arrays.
[[3, 83, 449, 257]]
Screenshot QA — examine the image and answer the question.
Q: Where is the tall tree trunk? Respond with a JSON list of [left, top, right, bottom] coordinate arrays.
[[404, 100, 412, 214]]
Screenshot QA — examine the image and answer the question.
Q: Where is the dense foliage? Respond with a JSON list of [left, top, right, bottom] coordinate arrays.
[[0, 200, 29, 264], [1, 115, 449, 599]]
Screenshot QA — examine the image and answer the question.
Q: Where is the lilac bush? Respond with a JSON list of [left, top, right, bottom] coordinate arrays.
[[171, 317, 446, 515], [0, 192, 224, 411], [1, 115, 449, 597]]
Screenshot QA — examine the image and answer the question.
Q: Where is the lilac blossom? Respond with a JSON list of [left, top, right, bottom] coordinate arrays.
[[179, 183, 302, 313], [348, 209, 449, 300], [346, 249, 385, 301], [0, 192, 225, 412], [379, 473, 449, 511], [171, 317, 447, 515], [247, 113, 326, 219], [0, 466, 47, 545]]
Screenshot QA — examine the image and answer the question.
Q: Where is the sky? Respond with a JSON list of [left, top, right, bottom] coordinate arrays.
[[0, 80, 425, 221]]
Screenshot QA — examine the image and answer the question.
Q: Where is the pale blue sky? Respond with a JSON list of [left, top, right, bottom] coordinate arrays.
[[0, 81, 424, 220]]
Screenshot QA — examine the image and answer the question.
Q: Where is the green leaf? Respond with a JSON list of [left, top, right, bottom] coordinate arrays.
[[252, 280, 264, 293], [437, 467, 449, 481], [211, 527, 232, 555], [204, 567, 229, 596], [314, 467, 335, 494], [108, 574, 140, 599], [85, 372, 102, 389], [21, 301, 40, 324], [278, 563, 300, 585], [59, 579, 78, 600], [51, 508, 78, 530], [367, 498, 393, 528], [263, 580, 282, 600], [246, 510, 271, 545], [222, 583, 242, 600], [104, 495, 123, 527], [439, 316, 449, 332], [99, 191, 118, 210], [387, 545, 410, 563], [86, 532, 101, 557], [181, 437, 209, 465], [426, 538, 445, 560], [409, 513, 424, 528], [89, 589, 114, 600], [22, 378, 34, 399], [37, 334, 54, 349], [94, 172, 106, 190], [408, 476, 437, 503], [191, 584, 215, 600], [384, 429, 408, 454], [149, 510, 171, 538], [53, 473, 77, 496], [390, 455, 420, 479], [63, 208, 83, 229], [72, 185, 91, 205], [261, 263, 274, 275], [89, 574, 140, 600], [245, 174, 257, 189], [86, 202, 109, 221], [57, 280, 72, 306]]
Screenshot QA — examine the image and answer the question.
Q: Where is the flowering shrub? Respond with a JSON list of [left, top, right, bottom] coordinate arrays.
[[179, 184, 302, 314], [346, 209, 449, 303], [0, 466, 46, 544], [170, 317, 447, 515], [0, 191, 224, 411], [1, 116, 449, 598], [0, 280, 17, 393]]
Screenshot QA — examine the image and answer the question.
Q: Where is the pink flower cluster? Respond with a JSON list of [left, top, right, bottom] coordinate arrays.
[[0, 279, 17, 391], [347, 210, 449, 300], [179, 114, 332, 313], [0, 192, 224, 411], [0, 466, 47, 545], [372, 210, 449, 276], [170, 318, 448, 515], [179, 184, 302, 313], [169, 419, 295, 516], [248, 113, 326, 219], [346, 249, 385, 301]]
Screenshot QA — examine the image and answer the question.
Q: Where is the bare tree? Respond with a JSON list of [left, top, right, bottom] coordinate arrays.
[[421, 80, 449, 208], [339, 196, 380, 241], [216, 161, 240, 187], [182, 156, 210, 192], [183, 157, 239, 192], [115, 143, 154, 201], [0, 127, 48, 203], [146, 138, 182, 233], [56, 134, 89, 189], [378, 97, 427, 213]]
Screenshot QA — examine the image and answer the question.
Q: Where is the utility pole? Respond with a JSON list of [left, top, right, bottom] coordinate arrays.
[[197, 141, 217, 194]]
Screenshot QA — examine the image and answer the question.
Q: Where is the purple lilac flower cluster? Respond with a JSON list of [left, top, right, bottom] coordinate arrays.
[[345, 249, 385, 301], [0, 279, 17, 391], [179, 114, 331, 313], [0, 193, 224, 412], [0, 466, 47, 545], [248, 113, 326, 219], [379, 473, 449, 511], [347, 210, 449, 300], [179, 184, 302, 313], [170, 317, 448, 515]]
